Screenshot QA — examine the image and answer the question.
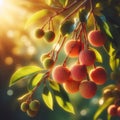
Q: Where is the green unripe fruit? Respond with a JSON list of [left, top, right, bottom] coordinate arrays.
[[43, 58, 54, 69], [29, 100, 40, 112], [35, 28, 44, 38], [60, 20, 74, 36], [40, 53, 50, 63], [27, 109, 38, 117], [44, 31, 55, 42], [20, 101, 29, 112]]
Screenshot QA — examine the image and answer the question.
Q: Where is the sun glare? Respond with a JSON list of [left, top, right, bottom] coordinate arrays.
[[0, 0, 28, 32], [0, 0, 4, 6]]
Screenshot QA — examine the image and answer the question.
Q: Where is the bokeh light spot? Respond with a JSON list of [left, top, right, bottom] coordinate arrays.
[[4, 56, 14, 65], [7, 89, 14, 96], [80, 109, 88, 116]]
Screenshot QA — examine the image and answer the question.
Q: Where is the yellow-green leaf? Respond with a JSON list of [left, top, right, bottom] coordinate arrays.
[[45, 0, 52, 5], [59, 0, 68, 7], [49, 81, 60, 91], [107, 113, 111, 120], [25, 9, 54, 29], [90, 47, 103, 63], [55, 95, 75, 114], [42, 86, 53, 110], [28, 73, 44, 91], [94, 97, 114, 120], [9, 66, 41, 87], [109, 56, 120, 71], [102, 21, 113, 39]]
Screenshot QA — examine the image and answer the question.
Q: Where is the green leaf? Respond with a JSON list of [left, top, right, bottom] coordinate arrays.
[[49, 80, 60, 91], [109, 56, 120, 71], [28, 73, 44, 91], [95, 16, 120, 48], [94, 97, 114, 120], [90, 47, 103, 63], [107, 113, 111, 120], [59, 0, 68, 7], [102, 20, 113, 39], [105, 42, 120, 71], [55, 95, 75, 114], [9, 66, 42, 87], [25, 9, 54, 29], [53, 86, 75, 114], [42, 86, 53, 110], [95, 16, 113, 39]]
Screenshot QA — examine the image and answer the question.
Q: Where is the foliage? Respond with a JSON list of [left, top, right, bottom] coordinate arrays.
[[9, 0, 120, 119]]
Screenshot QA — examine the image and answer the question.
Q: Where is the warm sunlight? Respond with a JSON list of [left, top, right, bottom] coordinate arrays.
[[0, 0, 4, 6], [0, 0, 27, 32]]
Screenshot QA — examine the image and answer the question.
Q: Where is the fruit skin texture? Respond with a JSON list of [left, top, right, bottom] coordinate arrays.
[[88, 30, 106, 47], [64, 40, 83, 57], [52, 65, 70, 84], [79, 49, 96, 66], [63, 77, 80, 94], [70, 64, 87, 81], [20, 101, 29, 112], [107, 104, 117, 116], [43, 58, 54, 69], [79, 80, 97, 99], [29, 100, 40, 112], [89, 66, 107, 85], [44, 31, 55, 42], [35, 28, 44, 38]]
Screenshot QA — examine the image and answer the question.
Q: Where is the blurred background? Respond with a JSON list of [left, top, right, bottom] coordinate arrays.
[[0, 0, 119, 120]]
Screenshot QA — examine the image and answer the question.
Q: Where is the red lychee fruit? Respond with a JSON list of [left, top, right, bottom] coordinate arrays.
[[71, 64, 87, 81], [52, 65, 70, 84], [88, 30, 107, 47], [79, 80, 97, 99], [79, 49, 96, 66], [89, 66, 107, 85]]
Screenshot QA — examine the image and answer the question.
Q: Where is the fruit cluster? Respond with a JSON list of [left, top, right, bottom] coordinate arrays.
[[35, 28, 55, 42], [102, 85, 120, 117], [20, 100, 40, 117], [50, 29, 107, 99], [14, 1, 110, 117], [103, 86, 120, 100], [35, 16, 107, 99], [107, 99, 120, 117]]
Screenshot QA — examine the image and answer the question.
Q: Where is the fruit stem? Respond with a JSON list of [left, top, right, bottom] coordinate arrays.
[[41, 0, 79, 29], [62, 0, 88, 23], [89, 0, 97, 30], [82, 23, 89, 49], [73, 22, 82, 40], [54, 36, 67, 65], [93, 64, 96, 68], [51, 34, 62, 59], [26, 71, 50, 103]]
